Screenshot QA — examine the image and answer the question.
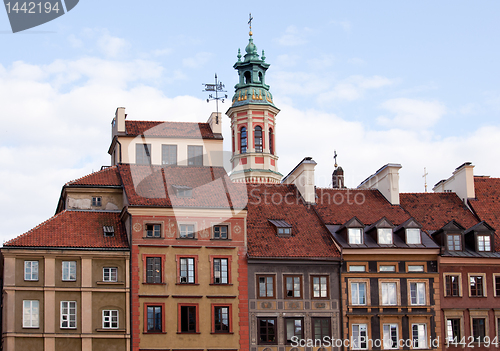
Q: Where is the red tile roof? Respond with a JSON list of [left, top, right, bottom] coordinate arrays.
[[246, 184, 340, 258], [4, 210, 128, 249], [469, 177, 500, 251], [66, 166, 122, 187], [315, 188, 410, 225], [118, 164, 247, 209], [400, 192, 478, 232], [124, 121, 220, 139]]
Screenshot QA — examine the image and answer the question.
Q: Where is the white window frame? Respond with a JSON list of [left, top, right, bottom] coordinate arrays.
[[383, 323, 398, 349], [179, 224, 195, 239], [103, 267, 118, 282], [406, 228, 421, 244], [24, 260, 39, 281], [213, 258, 228, 284], [23, 300, 39, 328], [412, 323, 427, 349], [477, 235, 491, 252], [408, 265, 424, 272], [351, 282, 367, 305], [352, 323, 368, 349], [62, 261, 77, 281], [381, 282, 398, 306], [378, 228, 393, 245], [348, 228, 363, 244], [179, 257, 195, 283], [102, 309, 119, 329], [60, 301, 77, 329], [349, 265, 366, 272], [410, 282, 426, 305]]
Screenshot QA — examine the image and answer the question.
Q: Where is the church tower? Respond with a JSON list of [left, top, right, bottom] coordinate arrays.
[[226, 25, 282, 183]]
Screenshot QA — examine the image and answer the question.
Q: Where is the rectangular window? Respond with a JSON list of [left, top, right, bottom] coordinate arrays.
[[102, 310, 119, 329], [408, 265, 424, 272], [162, 144, 177, 165], [383, 324, 398, 349], [349, 265, 366, 272], [103, 267, 118, 282], [496, 276, 500, 297], [23, 300, 39, 328], [146, 257, 162, 284], [312, 317, 331, 341], [379, 265, 396, 272], [187, 145, 203, 166], [285, 275, 302, 298], [258, 317, 277, 344], [146, 224, 161, 238], [180, 224, 195, 238], [285, 318, 304, 344], [472, 318, 486, 343], [214, 225, 228, 239], [352, 324, 368, 349], [92, 196, 102, 206], [410, 282, 426, 305], [447, 234, 462, 251], [213, 306, 230, 333], [348, 228, 362, 244], [381, 282, 397, 305], [446, 275, 460, 296], [470, 276, 484, 297], [478, 235, 491, 251], [412, 323, 427, 349], [62, 261, 77, 281], [351, 282, 367, 305], [312, 275, 329, 298], [24, 261, 39, 281], [180, 305, 197, 333], [446, 318, 461, 343], [136, 143, 151, 164], [60, 301, 77, 329], [257, 275, 275, 298], [406, 228, 421, 244], [378, 228, 393, 244], [180, 257, 195, 283], [147, 306, 162, 332], [213, 258, 228, 284]]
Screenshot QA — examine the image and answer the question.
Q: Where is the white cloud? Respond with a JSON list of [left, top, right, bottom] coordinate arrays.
[[275, 26, 311, 46], [377, 98, 446, 129], [68, 28, 130, 58], [317, 75, 394, 103], [308, 54, 335, 70], [182, 52, 213, 69]]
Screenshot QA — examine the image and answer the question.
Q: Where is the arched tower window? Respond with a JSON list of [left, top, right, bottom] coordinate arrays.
[[244, 71, 251, 84], [255, 126, 263, 153], [240, 127, 247, 154], [258, 72, 263, 82], [269, 128, 274, 155]]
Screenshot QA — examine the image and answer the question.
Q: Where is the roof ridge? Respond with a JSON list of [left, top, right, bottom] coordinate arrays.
[[126, 120, 208, 125], [65, 165, 118, 186], [4, 210, 67, 246]]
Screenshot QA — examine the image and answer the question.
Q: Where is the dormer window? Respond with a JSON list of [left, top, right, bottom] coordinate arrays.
[[378, 228, 393, 245], [477, 235, 491, 252], [173, 185, 192, 198], [269, 219, 292, 237], [406, 229, 421, 245], [92, 196, 102, 207], [348, 228, 363, 244], [447, 234, 462, 251], [103, 226, 114, 237]]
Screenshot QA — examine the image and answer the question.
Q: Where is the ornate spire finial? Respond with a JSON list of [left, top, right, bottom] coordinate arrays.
[[261, 50, 266, 62], [248, 13, 253, 36], [237, 48, 242, 62], [334, 150, 338, 168]]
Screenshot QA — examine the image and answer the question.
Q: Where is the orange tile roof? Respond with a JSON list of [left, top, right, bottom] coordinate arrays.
[[315, 188, 410, 225], [469, 177, 500, 251], [4, 210, 128, 249], [246, 184, 340, 258], [124, 121, 220, 139], [118, 164, 247, 209], [400, 192, 478, 232], [66, 166, 122, 187]]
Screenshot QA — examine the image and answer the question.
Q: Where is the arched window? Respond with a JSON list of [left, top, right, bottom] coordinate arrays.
[[240, 127, 247, 153], [244, 71, 251, 84], [255, 126, 263, 153], [269, 128, 274, 155], [258, 72, 263, 82]]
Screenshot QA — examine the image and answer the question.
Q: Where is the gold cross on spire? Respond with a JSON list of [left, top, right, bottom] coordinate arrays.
[[248, 13, 253, 36]]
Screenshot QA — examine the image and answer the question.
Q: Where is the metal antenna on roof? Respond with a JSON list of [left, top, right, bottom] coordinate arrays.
[[423, 167, 428, 192], [203, 73, 227, 123]]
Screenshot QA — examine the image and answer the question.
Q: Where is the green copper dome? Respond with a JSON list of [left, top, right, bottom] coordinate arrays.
[[231, 32, 276, 108]]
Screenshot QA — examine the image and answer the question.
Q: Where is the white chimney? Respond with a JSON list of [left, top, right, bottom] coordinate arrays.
[[282, 157, 317, 204], [358, 163, 402, 205], [207, 112, 222, 135], [114, 107, 126, 134], [432, 162, 475, 202]]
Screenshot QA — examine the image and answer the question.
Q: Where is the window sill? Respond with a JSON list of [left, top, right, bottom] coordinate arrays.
[[142, 282, 166, 285], [60, 327, 77, 330], [177, 332, 200, 334], [22, 327, 40, 329], [145, 331, 166, 334], [97, 281, 124, 285], [210, 238, 232, 241], [209, 283, 233, 286], [177, 237, 198, 240], [96, 328, 126, 332], [211, 331, 234, 334], [176, 283, 199, 286], [143, 236, 162, 239]]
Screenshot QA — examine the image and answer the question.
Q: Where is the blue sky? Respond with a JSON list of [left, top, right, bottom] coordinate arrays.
[[1, 1, 500, 243]]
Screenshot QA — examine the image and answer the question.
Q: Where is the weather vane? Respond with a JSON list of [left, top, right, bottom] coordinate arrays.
[[202, 73, 227, 122]]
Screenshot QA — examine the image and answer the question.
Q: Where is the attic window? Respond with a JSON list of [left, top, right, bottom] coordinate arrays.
[[348, 228, 363, 245], [378, 228, 393, 245], [103, 226, 114, 237], [173, 185, 192, 198], [478, 235, 491, 252], [406, 228, 421, 244], [92, 196, 102, 207], [268, 219, 292, 237]]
